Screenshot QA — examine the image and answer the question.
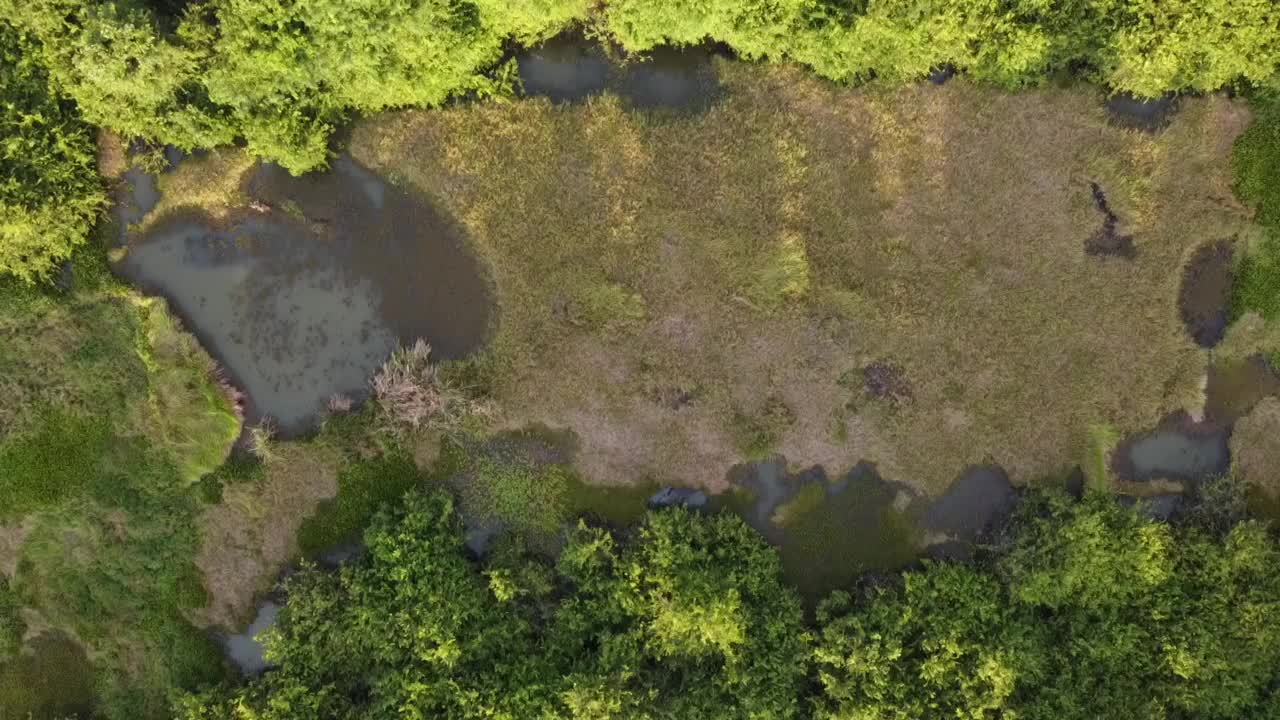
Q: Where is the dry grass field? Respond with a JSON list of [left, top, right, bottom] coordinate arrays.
[[350, 62, 1255, 493]]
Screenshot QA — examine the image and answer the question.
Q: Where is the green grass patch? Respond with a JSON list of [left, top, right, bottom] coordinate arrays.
[[0, 410, 113, 518], [771, 481, 827, 527], [1083, 424, 1121, 492], [0, 245, 240, 719], [730, 396, 795, 462], [297, 452, 422, 557], [1231, 95, 1280, 322], [465, 454, 572, 536], [0, 632, 96, 720]]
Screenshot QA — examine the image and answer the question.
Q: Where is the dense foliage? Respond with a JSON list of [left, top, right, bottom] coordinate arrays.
[[177, 487, 1280, 720], [0, 20, 104, 282], [4, 0, 1279, 178], [176, 492, 810, 719], [816, 491, 1280, 720]]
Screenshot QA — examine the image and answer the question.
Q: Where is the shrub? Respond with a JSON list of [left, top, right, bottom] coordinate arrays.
[[372, 340, 494, 431]]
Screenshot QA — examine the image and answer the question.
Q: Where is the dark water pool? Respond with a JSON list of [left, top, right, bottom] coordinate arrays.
[[1106, 92, 1179, 132], [223, 600, 280, 674], [717, 459, 1019, 603], [1205, 354, 1280, 423], [1179, 240, 1234, 348], [116, 157, 491, 435], [517, 35, 724, 112]]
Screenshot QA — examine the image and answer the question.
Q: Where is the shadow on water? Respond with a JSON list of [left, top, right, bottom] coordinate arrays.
[[0, 632, 96, 719], [115, 156, 492, 436], [1106, 92, 1179, 132], [1179, 240, 1234, 348], [516, 34, 725, 113], [716, 458, 1018, 604]]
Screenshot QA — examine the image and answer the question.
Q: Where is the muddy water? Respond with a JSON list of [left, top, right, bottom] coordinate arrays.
[[1179, 240, 1234, 347], [1113, 414, 1230, 483], [923, 465, 1016, 539], [116, 157, 491, 435], [517, 35, 724, 112], [1205, 355, 1280, 423], [223, 600, 280, 674], [516, 34, 611, 103]]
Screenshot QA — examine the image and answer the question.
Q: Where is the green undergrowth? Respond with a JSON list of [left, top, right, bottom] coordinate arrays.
[[297, 450, 422, 557], [7, 0, 1280, 176], [0, 632, 97, 720], [444, 429, 670, 548], [0, 242, 241, 719], [1232, 93, 1280, 324]]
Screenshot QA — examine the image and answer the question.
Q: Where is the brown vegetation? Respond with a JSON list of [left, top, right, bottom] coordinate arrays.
[[192, 443, 342, 629], [371, 339, 493, 432]]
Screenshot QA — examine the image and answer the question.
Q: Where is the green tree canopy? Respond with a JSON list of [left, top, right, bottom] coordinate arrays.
[[0, 20, 104, 282], [176, 493, 810, 719]]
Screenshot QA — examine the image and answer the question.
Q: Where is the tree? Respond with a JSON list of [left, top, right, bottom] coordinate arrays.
[[176, 496, 811, 719], [0, 20, 104, 282]]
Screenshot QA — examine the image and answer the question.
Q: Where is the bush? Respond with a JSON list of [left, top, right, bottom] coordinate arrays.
[[373, 340, 494, 432], [8, 1, 1280, 171]]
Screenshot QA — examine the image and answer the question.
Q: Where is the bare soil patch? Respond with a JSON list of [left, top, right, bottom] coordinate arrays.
[[192, 443, 341, 630]]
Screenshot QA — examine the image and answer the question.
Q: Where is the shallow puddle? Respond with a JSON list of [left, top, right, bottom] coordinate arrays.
[[116, 157, 491, 435], [517, 35, 723, 112], [1085, 182, 1136, 258], [717, 459, 925, 604], [1205, 354, 1280, 423], [923, 465, 1016, 539], [1179, 240, 1234, 347], [223, 600, 280, 674], [1113, 415, 1230, 483], [516, 34, 611, 103]]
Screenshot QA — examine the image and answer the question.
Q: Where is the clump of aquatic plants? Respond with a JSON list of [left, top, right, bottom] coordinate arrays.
[[372, 339, 495, 432]]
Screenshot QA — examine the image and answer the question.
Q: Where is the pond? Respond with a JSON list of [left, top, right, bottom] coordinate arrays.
[[1179, 240, 1234, 348], [1106, 92, 1179, 132], [115, 156, 492, 435], [1113, 413, 1230, 483], [223, 600, 281, 675]]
